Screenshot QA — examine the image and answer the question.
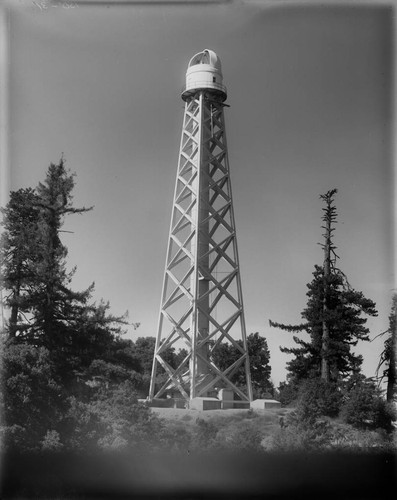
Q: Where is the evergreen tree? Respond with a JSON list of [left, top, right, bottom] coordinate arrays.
[[375, 293, 397, 402], [1, 159, 141, 451], [0, 188, 42, 338], [0, 159, 95, 349], [211, 332, 273, 397], [270, 189, 377, 386], [29, 159, 94, 350]]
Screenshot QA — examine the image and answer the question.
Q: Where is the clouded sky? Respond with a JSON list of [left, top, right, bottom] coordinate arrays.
[[2, 0, 395, 386]]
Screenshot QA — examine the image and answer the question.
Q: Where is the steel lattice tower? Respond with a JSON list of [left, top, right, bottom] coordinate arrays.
[[149, 50, 252, 404]]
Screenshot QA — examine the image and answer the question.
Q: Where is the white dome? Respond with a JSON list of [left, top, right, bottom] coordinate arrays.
[[188, 49, 222, 73], [182, 49, 227, 102]]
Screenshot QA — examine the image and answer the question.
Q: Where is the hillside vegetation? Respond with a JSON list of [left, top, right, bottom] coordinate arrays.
[[150, 404, 396, 454], [1, 161, 396, 498]]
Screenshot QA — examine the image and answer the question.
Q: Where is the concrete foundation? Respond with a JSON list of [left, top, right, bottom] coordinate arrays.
[[189, 397, 222, 411], [218, 389, 234, 409], [232, 401, 250, 409], [142, 398, 187, 409], [144, 396, 252, 411], [250, 399, 281, 410]]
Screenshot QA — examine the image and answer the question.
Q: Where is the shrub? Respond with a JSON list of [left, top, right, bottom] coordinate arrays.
[[1, 343, 66, 452], [295, 378, 342, 425], [62, 396, 104, 451], [190, 418, 219, 451], [90, 380, 165, 451], [269, 418, 333, 451], [341, 380, 396, 432], [328, 422, 395, 450], [41, 430, 63, 452], [277, 381, 299, 407], [158, 420, 192, 452], [215, 420, 263, 452]]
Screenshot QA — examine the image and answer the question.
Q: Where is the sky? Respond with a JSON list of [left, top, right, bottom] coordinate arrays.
[[1, 0, 395, 387]]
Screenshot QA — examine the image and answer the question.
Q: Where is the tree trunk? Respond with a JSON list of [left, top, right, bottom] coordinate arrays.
[[9, 286, 20, 338], [386, 316, 396, 402], [321, 196, 332, 382], [9, 260, 23, 338]]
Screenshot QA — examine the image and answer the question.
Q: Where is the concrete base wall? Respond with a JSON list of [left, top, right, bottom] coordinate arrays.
[[218, 389, 234, 409], [143, 398, 187, 408], [232, 401, 250, 409], [144, 398, 173, 408], [189, 397, 222, 411], [250, 399, 281, 410], [173, 398, 187, 409]]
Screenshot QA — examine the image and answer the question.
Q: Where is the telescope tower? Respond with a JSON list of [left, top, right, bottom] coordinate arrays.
[[149, 49, 252, 404]]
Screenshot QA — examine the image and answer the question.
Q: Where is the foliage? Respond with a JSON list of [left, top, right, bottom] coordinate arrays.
[[270, 190, 377, 386], [0, 159, 95, 350], [159, 420, 192, 452], [129, 336, 188, 397], [327, 422, 396, 451], [211, 332, 273, 398], [92, 381, 164, 451], [155, 411, 273, 454], [41, 430, 64, 452], [295, 378, 343, 422], [277, 381, 299, 407], [269, 415, 396, 452], [272, 266, 377, 384], [2, 166, 391, 457], [269, 377, 395, 452], [216, 420, 264, 452], [0, 159, 146, 453], [268, 377, 396, 451], [270, 417, 333, 451], [60, 395, 104, 451], [129, 333, 272, 400], [375, 293, 397, 403], [340, 377, 395, 432], [190, 418, 219, 451], [0, 188, 42, 338], [266, 379, 343, 451], [0, 341, 66, 452]]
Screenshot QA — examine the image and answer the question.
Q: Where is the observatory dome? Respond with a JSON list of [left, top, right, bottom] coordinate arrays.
[[182, 49, 227, 102]]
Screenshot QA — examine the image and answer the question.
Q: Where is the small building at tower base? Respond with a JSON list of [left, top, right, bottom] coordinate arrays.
[[250, 399, 281, 410]]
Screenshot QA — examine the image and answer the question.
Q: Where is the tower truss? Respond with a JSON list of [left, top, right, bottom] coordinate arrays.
[[149, 51, 252, 403]]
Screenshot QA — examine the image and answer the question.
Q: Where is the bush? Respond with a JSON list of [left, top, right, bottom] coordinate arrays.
[[190, 418, 219, 451], [41, 430, 63, 452], [62, 396, 104, 451], [341, 380, 395, 432], [215, 420, 264, 452], [327, 422, 395, 450], [1, 343, 66, 452], [277, 381, 299, 407], [295, 378, 343, 425], [269, 417, 333, 451], [158, 420, 192, 452]]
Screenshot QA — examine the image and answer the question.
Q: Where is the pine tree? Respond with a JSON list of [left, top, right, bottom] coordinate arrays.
[[375, 293, 397, 402], [0, 158, 148, 452], [0, 159, 132, 363], [270, 189, 377, 386], [30, 158, 94, 349], [0, 188, 42, 338], [211, 332, 273, 397]]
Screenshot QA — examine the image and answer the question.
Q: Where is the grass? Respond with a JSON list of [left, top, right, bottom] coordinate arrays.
[[150, 406, 396, 453]]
